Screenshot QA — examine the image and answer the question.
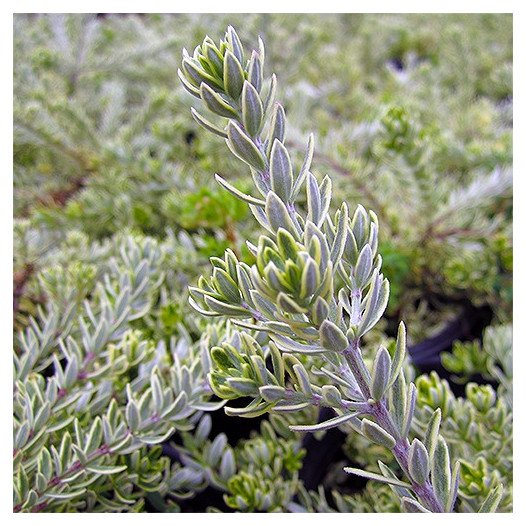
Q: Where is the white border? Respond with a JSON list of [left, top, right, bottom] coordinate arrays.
[[2, 1, 524, 523]]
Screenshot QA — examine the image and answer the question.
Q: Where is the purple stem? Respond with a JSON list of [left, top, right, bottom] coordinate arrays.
[[343, 339, 445, 513]]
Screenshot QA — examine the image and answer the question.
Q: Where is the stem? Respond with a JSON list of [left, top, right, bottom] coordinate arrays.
[[342, 340, 371, 400], [342, 339, 445, 513], [378, 408, 444, 513]]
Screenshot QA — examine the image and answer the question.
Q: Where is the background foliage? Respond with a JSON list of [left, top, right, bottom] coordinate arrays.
[[13, 13, 512, 513]]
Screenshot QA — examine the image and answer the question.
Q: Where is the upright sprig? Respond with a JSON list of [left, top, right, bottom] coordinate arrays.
[[179, 26, 466, 513]]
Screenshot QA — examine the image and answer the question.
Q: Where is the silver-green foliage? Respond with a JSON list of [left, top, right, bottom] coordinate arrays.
[[178, 27, 505, 513], [13, 235, 225, 512]]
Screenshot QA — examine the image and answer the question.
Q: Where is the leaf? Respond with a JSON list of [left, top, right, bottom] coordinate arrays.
[[387, 321, 406, 390], [358, 271, 389, 337], [355, 244, 373, 288], [200, 83, 238, 119], [226, 121, 266, 170], [44, 488, 87, 500], [292, 363, 313, 396], [188, 296, 222, 317], [204, 296, 250, 317], [213, 267, 241, 303], [402, 382, 417, 438], [378, 461, 412, 499], [224, 398, 273, 418], [292, 134, 315, 199], [182, 58, 222, 90], [276, 228, 299, 260], [306, 172, 322, 225], [371, 346, 391, 401], [408, 439, 430, 486], [343, 467, 411, 488], [447, 460, 461, 512], [215, 174, 265, 206], [226, 377, 259, 395], [361, 419, 396, 449], [86, 464, 127, 475], [226, 25, 244, 63], [266, 103, 286, 156], [259, 385, 286, 402], [424, 408, 442, 461], [401, 497, 431, 513], [319, 320, 348, 352], [247, 50, 262, 92], [223, 50, 245, 99], [178, 68, 201, 97], [271, 402, 310, 413], [265, 191, 298, 236], [431, 436, 451, 509], [264, 74, 277, 113], [329, 203, 349, 266], [269, 140, 293, 202], [478, 484, 503, 513], [271, 333, 326, 355], [300, 258, 320, 298], [191, 108, 227, 137], [241, 81, 263, 136], [139, 428, 174, 445], [290, 412, 358, 432], [389, 370, 407, 432]]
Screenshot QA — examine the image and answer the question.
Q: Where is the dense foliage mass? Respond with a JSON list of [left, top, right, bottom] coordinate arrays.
[[13, 14, 512, 513]]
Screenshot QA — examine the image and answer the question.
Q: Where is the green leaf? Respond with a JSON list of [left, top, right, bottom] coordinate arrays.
[[204, 296, 250, 317], [259, 385, 286, 402], [319, 320, 348, 352], [200, 83, 238, 119], [264, 73, 277, 113], [266, 103, 286, 156], [227, 121, 266, 170], [290, 411, 358, 432], [86, 464, 127, 475], [408, 439, 430, 486], [226, 378, 259, 395], [306, 173, 322, 225], [478, 484, 503, 513], [361, 418, 396, 449], [271, 333, 326, 355], [214, 174, 264, 206], [355, 244, 373, 288], [447, 460, 461, 512], [191, 108, 227, 137], [401, 497, 431, 513], [344, 467, 411, 488], [247, 50, 262, 92], [424, 408, 442, 461], [213, 268, 241, 303], [125, 400, 141, 431], [225, 398, 273, 418], [431, 436, 450, 510], [182, 58, 222, 90], [265, 191, 298, 236], [44, 488, 87, 500], [241, 81, 263, 136], [371, 346, 392, 401], [292, 363, 313, 396], [269, 140, 293, 202], [387, 322, 406, 390], [292, 134, 315, 199], [223, 50, 245, 99], [330, 203, 349, 266], [300, 258, 320, 298], [226, 26, 244, 64]]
